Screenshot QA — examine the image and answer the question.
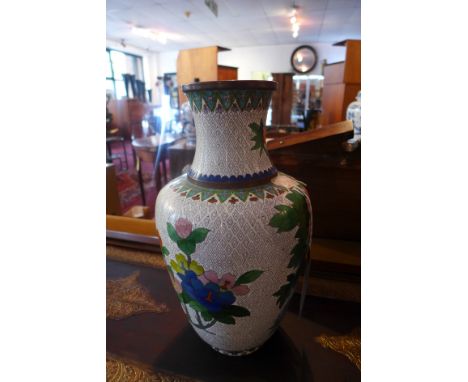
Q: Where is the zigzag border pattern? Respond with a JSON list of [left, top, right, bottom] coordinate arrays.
[[186, 89, 273, 113], [169, 175, 288, 204]]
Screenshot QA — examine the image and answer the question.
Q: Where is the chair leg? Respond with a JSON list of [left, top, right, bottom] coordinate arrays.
[[115, 157, 123, 171], [136, 158, 146, 205], [153, 147, 161, 193], [132, 146, 137, 167], [162, 157, 168, 184], [154, 160, 160, 193], [121, 140, 129, 171]]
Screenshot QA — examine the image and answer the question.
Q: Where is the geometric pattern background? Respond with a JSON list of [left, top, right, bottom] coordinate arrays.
[[156, 173, 311, 352]]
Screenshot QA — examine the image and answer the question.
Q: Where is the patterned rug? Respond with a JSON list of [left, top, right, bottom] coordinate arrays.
[[109, 141, 158, 215], [116, 171, 156, 214]]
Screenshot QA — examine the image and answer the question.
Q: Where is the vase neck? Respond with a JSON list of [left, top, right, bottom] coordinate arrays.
[[186, 89, 277, 188]]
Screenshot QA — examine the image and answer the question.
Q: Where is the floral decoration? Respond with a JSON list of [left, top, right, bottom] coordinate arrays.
[[164, 218, 264, 330], [249, 118, 267, 157], [269, 188, 311, 309]]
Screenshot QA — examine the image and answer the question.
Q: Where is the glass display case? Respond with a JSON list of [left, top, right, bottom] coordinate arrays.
[[291, 74, 324, 129]]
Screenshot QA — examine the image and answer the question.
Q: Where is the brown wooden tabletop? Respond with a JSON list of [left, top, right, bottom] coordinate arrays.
[[107, 241, 360, 382], [131, 133, 182, 151], [167, 138, 196, 179]]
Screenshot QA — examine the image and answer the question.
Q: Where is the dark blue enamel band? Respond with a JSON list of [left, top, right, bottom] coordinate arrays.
[[187, 166, 278, 187]]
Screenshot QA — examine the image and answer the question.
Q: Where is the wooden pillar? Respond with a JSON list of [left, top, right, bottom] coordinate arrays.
[[271, 73, 294, 126]]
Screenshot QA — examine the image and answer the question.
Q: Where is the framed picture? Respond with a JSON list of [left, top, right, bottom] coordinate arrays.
[[163, 72, 179, 109]]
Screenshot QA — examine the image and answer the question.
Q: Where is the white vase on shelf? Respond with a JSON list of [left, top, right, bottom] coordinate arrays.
[[346, 90, 361, 138]]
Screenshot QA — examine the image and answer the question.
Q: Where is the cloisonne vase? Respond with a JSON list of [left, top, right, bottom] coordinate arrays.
[[346, 90, 361, 138], [155, 80, 312, 356]]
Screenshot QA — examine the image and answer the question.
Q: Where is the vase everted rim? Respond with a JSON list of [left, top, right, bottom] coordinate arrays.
[[182, 80, 277, 92], [182, 80, 278, 189]]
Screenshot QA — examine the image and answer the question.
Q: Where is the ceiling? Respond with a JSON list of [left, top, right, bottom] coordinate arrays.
[[107, 0, 361, 52]]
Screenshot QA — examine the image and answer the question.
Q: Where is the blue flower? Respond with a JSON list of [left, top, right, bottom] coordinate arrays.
[[179, 271, 235, 313]]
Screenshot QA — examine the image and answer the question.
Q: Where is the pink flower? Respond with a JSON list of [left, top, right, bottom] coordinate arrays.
[[175, 218, 192, 239], [200, 271, 250, 296]]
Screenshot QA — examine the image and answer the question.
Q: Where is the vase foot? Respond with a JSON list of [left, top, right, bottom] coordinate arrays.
[[211, 345, 260, 357]]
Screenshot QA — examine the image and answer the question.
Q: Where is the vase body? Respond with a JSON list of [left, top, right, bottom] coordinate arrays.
[[155, 81, 312, 356], [346, 90, 361, 138]]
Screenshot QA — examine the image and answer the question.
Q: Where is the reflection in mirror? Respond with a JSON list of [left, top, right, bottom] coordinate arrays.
[[291, 45, 318, 74]]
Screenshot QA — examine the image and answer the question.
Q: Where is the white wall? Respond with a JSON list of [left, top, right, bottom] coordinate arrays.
[[218, 43, 346, 79], [154, 43, 346, 80], [157, 50, 179, 76], [110, 42, 346, 103]]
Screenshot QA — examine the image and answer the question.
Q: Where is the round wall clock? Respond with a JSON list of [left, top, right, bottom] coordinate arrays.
[[291, 45, 318, 74]]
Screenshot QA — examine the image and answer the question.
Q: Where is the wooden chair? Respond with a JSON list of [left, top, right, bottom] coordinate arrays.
[[131, 135, 174, 205], [106, 116, 129, 171]]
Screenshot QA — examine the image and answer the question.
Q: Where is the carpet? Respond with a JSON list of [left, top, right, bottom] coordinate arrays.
[[108, 140, 160, 216]]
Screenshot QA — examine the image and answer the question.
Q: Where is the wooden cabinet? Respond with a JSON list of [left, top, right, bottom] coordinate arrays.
[[106, 164, 122, 215], [217, 65, 238, 81], [320, 40, 361, 125], [176, 46, 238, 106], [108, 99, 149, 139], [271, 73, 294, 125]]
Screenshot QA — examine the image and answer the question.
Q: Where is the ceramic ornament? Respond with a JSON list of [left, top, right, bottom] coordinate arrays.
[[346, 90, 361, 138], [155, 80, 312, 356]]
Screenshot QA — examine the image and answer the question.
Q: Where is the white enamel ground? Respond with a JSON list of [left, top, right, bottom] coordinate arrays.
[[156, 173, 311, 352]]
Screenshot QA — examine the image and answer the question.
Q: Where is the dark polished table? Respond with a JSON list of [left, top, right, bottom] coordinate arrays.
[[106, 240, 360, 382], [167, 138, 196, 179]]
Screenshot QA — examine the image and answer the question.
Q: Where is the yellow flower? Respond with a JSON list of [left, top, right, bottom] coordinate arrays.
[[189, 261, 204, 276], [170, 253, 204, 275]]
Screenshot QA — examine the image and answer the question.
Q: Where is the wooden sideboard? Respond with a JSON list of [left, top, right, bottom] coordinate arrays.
[[268, 121, 360, 241], [320, 40, 361, 125], [108, 99, 150, 139]]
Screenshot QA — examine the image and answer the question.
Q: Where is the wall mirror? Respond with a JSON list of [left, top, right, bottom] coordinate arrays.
[[291, 45, 318, 74]]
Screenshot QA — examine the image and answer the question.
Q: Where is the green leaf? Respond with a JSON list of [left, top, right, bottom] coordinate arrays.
[[211, 312, 236, 325], [248, 119, 266, 156], [295, 225, 309, 241], [288, 241, 308, 268], [167, 222, 180, 242], [272, 284, 291, 308], [167, 266, 174, 277], [188, 300, 208, 313], [269, 205, 299, 232], [234, 270, 264, 286], [188, 260, 204, 276], [286, 190, 307, 208], [178, 291, 191, 304], [223, 305, 250, 317], [201, 311, 213, 321], [188, 228, 210, 244], [273, 271, 301, 308], [177, 238, 196, 256], [170, 259, 183, 274], [161, 246, 169, 256]]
